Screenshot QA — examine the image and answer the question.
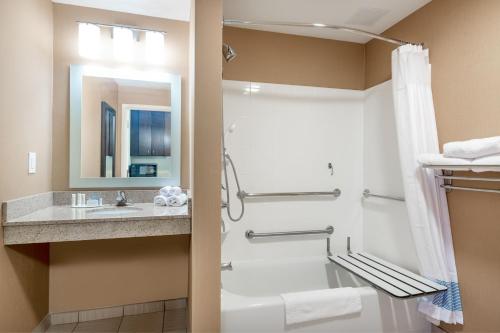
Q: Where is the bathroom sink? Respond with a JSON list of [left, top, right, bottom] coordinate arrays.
[[86, 206, 143, 217]]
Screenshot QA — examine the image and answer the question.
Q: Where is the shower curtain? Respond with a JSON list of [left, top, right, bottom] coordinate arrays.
[[391, 45, 463, 324]]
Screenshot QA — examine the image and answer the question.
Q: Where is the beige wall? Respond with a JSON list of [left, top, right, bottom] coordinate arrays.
[[52, 3, 190, 189], [223, 27, 365, 90], [49, 236, 190, 313], [365, 1, 500, 332], [50, 4, 191, 313], [0, 0, 53, 331], [189, 0, 222, 331]]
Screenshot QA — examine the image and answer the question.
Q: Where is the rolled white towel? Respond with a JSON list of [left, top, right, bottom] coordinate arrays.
[[444, 136, 500, 159], [153, 195, 169, 206], [281, 287, 361, 325], [160, 186, 182, 197], [166, 193, 188, 207]]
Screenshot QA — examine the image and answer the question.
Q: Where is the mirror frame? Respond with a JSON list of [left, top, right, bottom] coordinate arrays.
[[69, 64, 181, 188]]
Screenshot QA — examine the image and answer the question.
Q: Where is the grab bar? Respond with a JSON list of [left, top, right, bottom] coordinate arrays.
[[362, 189, 405, 202], [238, 189, 341, 199], [245, 225, 334, 239]]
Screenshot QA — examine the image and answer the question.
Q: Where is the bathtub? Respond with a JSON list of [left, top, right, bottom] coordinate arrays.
[[221, 256, 430, 332]]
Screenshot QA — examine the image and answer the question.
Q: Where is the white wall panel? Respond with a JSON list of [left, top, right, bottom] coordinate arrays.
[[222, 80, 364, 261]]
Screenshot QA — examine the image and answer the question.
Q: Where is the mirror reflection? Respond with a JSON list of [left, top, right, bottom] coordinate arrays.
[[80, 75, 172, 178]]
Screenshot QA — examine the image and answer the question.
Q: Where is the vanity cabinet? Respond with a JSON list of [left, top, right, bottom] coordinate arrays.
[[130, 110, 171, 156]]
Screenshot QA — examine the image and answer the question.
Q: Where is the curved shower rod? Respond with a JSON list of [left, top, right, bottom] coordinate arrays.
[[223, 19, 421, 46]]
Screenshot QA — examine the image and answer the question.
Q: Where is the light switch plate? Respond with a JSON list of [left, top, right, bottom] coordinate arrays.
[[28, 152, 37, 174]]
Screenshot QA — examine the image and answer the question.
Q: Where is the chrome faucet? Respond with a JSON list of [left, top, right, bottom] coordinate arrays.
[[116, 191, 128, 207]]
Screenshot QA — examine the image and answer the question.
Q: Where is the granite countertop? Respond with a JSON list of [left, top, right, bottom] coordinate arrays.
[[2, 191, 191, 245], [4, 203, 189, 226]]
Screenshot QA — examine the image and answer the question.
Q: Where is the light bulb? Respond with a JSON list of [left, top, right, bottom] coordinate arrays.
[[146, 31, 166, 64], [113, 27, 134, 62], [79, 23, 101, 59]]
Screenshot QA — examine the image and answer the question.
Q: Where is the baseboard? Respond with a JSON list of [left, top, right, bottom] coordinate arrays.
[[49, 298, 187, 325]]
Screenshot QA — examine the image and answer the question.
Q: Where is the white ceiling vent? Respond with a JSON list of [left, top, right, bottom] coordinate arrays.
[[345, 8, 390, 27]]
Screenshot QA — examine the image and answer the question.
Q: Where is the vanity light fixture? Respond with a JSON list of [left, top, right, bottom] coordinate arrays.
[[78, 23, 101, 59], [145, 31, 166, 65], [113, 27, 134, 62]]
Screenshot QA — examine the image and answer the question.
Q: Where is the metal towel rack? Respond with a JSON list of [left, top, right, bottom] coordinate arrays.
[[440, 184, 500, 194], [362, 189, 405, 202], [238, 189, 341, 199], [437, 174, 500, 194], [422, 166, 500, 195], [245, 225, 334, 239]]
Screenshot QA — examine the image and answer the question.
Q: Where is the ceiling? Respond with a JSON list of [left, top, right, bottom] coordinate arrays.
[[223, 0, 431, 43], [52, 0, 191, 22]]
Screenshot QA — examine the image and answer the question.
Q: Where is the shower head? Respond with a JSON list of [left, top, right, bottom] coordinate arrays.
[[222, 43, 237, 62]]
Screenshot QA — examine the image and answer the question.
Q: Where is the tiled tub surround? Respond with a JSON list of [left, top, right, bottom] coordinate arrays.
[[36, 299, 187, 333], [2, 191, 191, 245]]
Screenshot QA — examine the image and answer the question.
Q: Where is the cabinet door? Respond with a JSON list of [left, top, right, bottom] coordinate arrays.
[[151, 111, 166, 156], [130, 111, 140, 156], [138, 111, 152, 156]]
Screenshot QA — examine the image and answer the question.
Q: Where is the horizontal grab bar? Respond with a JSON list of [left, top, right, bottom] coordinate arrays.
[[363, 189, 405, 202], [238, 189, 341, 199], [245, 226, 334, 239]]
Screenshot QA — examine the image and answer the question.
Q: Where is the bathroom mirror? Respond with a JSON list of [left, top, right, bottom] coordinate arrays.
[[69, 65, 181, 188]]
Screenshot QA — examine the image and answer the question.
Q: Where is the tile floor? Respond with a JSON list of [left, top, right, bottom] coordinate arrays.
[[46, 309, 186, 333]]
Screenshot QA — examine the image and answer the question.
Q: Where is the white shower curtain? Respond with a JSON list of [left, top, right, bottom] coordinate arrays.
[[391, 45, 463, 325]]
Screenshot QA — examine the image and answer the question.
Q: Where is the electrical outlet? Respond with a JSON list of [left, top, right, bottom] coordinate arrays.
[[28, 152, 37, 174]]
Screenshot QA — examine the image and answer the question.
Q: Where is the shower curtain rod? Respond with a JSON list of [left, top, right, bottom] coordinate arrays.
[[223, 19, 420, 46]]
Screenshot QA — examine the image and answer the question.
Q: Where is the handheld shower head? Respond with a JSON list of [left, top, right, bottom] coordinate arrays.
[[222, 43, 237, 62]]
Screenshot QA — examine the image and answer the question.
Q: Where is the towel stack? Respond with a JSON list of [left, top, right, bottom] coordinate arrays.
[[418, 136, 500, 172], [154, 186, 188, 207], [443, 136, 500, 159]]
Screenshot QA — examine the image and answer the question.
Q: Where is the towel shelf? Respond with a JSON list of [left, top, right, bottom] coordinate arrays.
[[330, 253, 447, 299], [362, 189, 405, 202], [422, 164, 500, 172]]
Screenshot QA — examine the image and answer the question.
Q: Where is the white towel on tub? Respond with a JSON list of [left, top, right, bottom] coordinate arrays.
[[280, 287, 361, 325]]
